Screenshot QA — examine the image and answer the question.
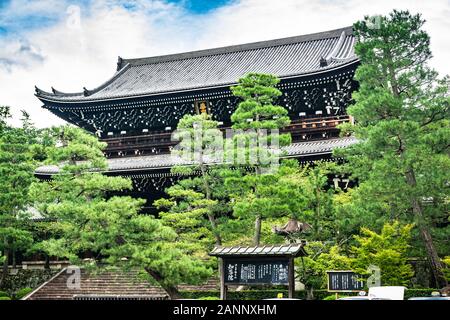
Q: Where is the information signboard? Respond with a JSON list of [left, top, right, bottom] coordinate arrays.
[[224, 259, 289, 285], [327, 270, 365, 292]]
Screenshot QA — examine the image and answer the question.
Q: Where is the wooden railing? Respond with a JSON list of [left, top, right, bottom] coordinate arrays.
[[102, 115, 350, 158]]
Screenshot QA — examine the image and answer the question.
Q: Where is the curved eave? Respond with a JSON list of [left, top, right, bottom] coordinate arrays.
[[35, 63, 132, 102], [35, 58, 359, 106]]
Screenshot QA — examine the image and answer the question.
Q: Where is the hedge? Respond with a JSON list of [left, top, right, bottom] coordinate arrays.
[[180, 290, 330, 300], [180, 288, 438, 300], [403, 288, 440, 299]]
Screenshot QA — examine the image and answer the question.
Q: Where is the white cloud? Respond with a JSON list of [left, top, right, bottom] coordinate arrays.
[[0, 0, 449, 128]]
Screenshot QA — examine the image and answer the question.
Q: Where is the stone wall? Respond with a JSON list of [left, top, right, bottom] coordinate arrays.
[[1, 269, 59, 296]]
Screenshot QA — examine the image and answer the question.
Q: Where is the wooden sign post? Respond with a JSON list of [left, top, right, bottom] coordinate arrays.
[[219, 258, 227, 300], [326, 270, 365, 293], [210, 243, 307, 300]]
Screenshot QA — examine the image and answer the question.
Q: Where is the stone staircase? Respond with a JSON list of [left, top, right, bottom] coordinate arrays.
[[24, 269, 169, 300], [23, 268, 220, 300]]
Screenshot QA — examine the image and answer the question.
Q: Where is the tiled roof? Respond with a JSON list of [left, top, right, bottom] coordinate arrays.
[[283, 136, 356, 157], [209, 243, 307, 257], [35, 137, 357, 175], [35, 27, 357, 103]]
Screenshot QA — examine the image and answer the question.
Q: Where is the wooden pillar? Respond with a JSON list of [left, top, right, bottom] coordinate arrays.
[[288, 258, 295, 299], [219, 258, 227, 300]]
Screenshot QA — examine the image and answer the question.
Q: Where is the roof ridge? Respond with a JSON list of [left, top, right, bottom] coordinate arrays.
[[123, 26, 353, 66], [325, 30, 346, 62]]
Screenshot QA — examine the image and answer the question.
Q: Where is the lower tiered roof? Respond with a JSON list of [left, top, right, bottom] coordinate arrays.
[[35, 136, 357, 175]]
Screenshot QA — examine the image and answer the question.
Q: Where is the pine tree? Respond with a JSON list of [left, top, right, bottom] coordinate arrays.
[[338, 10, 449, 287], [30, 126, 211, 299], [169, 113, 225, 245], [0, 107, 35, 287], [228, 73, 291, 245]]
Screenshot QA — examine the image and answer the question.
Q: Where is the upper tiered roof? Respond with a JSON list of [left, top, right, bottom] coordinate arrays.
[[35, 26, 357, 103]]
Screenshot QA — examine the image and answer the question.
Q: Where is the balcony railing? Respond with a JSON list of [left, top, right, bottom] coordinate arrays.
[[102, 115, 350, 158]]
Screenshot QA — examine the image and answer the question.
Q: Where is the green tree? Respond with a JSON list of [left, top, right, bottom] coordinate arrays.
[[352, 221, 414, 286], [337, 10, 449, 287], [0, 106, 10, 131], [332, 188, 380, 250], [226, 159, 313, 246], [228, 73, 291, 245], [296, 242, 353, 299], [28, 219, 64, 269], [443, 257, 450, 281], [0, 107, 35, 287], [169, 113, 225, 245], [297, 222, 414, 295], [226, 170, 285, 246], [302, 163, 337, 241], [155, 185, 217, 249], [230, 73, 291, 138], [30, 126, 211, 299]]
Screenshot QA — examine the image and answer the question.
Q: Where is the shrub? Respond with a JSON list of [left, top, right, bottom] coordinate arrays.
[[0, 297, 11, 300], [404, 288, 437, 299], [323, 294, 353, 300], [0, 291, 9, 297], [198, 296, 220, 300], [352, 222, 415, 286], [180, 288, 438, 300], [15, 287, 33, 300]]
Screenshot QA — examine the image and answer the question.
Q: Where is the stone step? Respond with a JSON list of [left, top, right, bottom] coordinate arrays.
[[36, 289, 164, 294], [36, 284, 158, 288], [24, 269, 217, 300]]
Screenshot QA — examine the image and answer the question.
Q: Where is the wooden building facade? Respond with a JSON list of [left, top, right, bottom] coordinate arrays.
[[35, 26, 359, 210]]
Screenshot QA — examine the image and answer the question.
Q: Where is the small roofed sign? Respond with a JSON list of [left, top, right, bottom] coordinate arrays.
[[327, 270, 365, 292], [224, 259, 289, 284], [209, 243, 307, 299]]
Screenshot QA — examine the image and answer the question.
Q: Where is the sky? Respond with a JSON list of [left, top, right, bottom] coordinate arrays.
[[0, 0, 449, 128]]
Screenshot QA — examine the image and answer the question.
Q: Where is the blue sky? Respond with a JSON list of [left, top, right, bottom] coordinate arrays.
[[163, 0, 234, 13], [0, 0, 234, 37], [0, 0, 449, 128], [0, 0, 70, 35]]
